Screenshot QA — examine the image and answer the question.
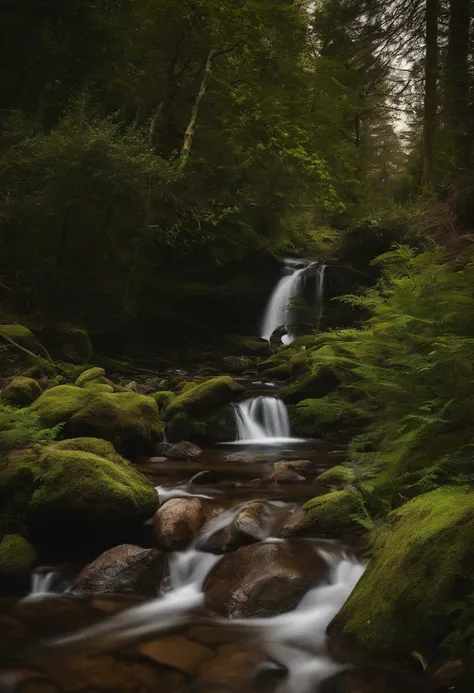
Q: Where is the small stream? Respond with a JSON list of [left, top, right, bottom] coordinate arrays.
[[2, 434, 364, 693]]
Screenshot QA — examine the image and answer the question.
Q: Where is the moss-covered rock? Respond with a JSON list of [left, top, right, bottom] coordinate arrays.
[[1, 377, 42, 407], [83, 382, 114, 393], [31, 386, 163, 457], [224, 335, 271, 357], [31, 385, 93, 427], [0, 324, 38, 351], [165, 376, 244, 420], [65, 392, 163, 457], [318, 465, 357, 489], [279, 368, 340, 405], [47, 325, 93, 363], [75, 367, 105, 387], [0, 445, 158, 557], [288, 490, 363, 536], [222, 356, 254, 374], [51, 437, 124, 464], [327, 487, 474, 663], [0, 534, 37, 593], [151, 391, 175, 414]]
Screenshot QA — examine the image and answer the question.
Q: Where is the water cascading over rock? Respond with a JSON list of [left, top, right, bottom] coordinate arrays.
[[233, 396, 292, 443], [261, 258, 326, 344]]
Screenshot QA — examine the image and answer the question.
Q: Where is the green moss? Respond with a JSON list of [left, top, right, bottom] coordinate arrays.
[[51, 437, 124, 464], [222, 356, 254, 374], [75, 367, 105, 387], [0, 534, 37, 591], [1, 377, 42, 407], [318, 465, 357, 488], [0, 445, 158, 557], [65, 391, 163, 457], [225, 335, 270, 356], [94, 355, 131, 373], [31, 385, 93, 427], [328, 487, 474, 660], [165, 376, 244, 419], [151, 391, 175, 413], [83, 382, 114, 393], [290, 490, 363, 536], [57, 362, 94, 383], [166, 412, 193, 443], [280, 368, 339, 404], [0, 324, 37, 350], [176, 381, 198, 393], [52, 325, 93, 363]]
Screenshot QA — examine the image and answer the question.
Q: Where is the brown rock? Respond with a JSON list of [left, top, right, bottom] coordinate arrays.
[[266, 467, 306, 483], [204, 541, 329, 618], [201, 502, 274, 553], [280, 507, 306, 537], [320, 667, 436, 693], [138, 635, 213, 674], [167, 441, 203, 461], [154, 497, 206, 551], [274, 459, 314, 471], [72, 544, 166, 596]]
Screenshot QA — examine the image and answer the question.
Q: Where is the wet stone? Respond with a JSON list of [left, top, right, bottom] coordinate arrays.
[[137, 635, 214, 674]]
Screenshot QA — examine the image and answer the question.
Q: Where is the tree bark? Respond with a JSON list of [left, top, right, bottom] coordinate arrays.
[[177, 48, 215, 174], [422, 0, 439, 190], [446, 0, 471, 170]]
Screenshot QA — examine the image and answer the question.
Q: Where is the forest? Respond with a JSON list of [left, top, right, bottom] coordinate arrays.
[[1, 1, 474, 692]]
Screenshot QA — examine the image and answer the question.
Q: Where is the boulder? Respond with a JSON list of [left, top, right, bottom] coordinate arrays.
[[75, 367, 105, 387], [288, 490, 363, 537], [327, 487, 474, 662], [154, 498, 206, 551], [265, 467, 306, 484], [31, 385, 93, 427], [0, 323, 38, 351], [72, 544, 166, 596], [222, 356, 255, 374], [201, 501, 275, 553], [0, 534, 37, 594], [138, 635, 213, 674], [320, 667, 436, 693], [274, 459, 314, 471], [45, 324, 93, 363], [318, 465, 357, 488], [166, 441, 203, 461], [204, 541, 329, 617], [224, 335, 271, 357], [164, 376, 244, 419], [0, 444, 158, 557], [51, 437, 124, 464], [32, 386, 163, 457], [1, 377, 42, 407]]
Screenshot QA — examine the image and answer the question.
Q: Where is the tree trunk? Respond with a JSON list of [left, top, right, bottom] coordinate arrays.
[[422, 0, 439, 190], [446, 0, 471, 171], [177, 48, 215, 174]]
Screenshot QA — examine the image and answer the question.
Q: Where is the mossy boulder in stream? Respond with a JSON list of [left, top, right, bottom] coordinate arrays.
[[165, 376, 244, 419], [75, 367, 105, 387], [31, 386, 163, 457], [0, 534, 37, 593], [0, 441, 158, 557], [65, 392, 163, 457], [327, 486, 474, 663], [1, 377, 42, 407], [317, 465, 357, 489], [0, 324, 38, 351], [287, 490, 364, 537]]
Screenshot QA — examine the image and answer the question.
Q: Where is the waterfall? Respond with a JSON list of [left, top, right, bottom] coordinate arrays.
[[261, 258, 325, 345], [315, 264, 326, 332], [233, 396, 294, 443]]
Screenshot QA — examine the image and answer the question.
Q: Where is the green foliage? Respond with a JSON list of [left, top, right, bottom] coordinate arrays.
[[0, 404, 62, 455], [292, 245, 474, 489]]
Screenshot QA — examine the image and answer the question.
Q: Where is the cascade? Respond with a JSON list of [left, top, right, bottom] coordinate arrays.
[[261, 258, 326, 345], [233, 396, 294, 443]]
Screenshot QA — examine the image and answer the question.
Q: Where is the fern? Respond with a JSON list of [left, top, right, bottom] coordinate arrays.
[[0, 404, 62, 454]]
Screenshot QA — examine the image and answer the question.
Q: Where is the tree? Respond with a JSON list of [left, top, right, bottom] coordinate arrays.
[[422, 0, 439, 190]]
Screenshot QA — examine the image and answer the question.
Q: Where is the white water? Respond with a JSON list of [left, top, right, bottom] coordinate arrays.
[[315, 264, 327, 332], [261, 259, 312, 344], [50, 495, 364, 692], [233, 396, 301, 444], [261, 259, 327, 344]]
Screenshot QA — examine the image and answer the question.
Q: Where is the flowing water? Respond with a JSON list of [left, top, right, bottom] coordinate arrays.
[[1, 438, 364, 693], [261, 258, 326, 345], [233, 396, 300, 444]]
